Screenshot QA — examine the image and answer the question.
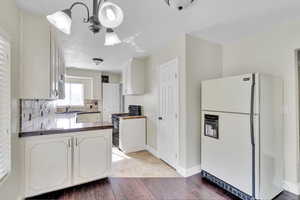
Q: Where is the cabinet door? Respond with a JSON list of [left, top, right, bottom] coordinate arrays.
[[20, 11, 51, 99], [122, 58, 145, 95], [122, 65, 128, 95], [57, 48, 65, 99], [49, 30, 56, 99], [130, 59, 145, 95], [24, 136, 72, 197], [119, 118, 146, 153], [73, 130, 112, 185]]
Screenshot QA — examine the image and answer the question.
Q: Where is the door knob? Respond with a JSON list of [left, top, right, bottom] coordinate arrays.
[[158, 117, 163, 120]]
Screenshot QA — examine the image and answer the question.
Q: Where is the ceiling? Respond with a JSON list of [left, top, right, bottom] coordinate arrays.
[[16, 0, 300, 72]]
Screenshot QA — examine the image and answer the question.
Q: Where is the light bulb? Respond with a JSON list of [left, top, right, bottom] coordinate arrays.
[[47, 9, 72, 35], [105, 29, 121, 46], [98, 2, 124, 28], [106, 8, 116, 21]]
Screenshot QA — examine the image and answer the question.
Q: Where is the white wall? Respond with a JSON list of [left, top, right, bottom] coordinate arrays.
[[147, 35, 187, 168], [185, 35, 223, 168], [125, 34, 223, 170], [124, 34, 187, 167], [222, 20, 300, 193], [0, 0, 21, 199]]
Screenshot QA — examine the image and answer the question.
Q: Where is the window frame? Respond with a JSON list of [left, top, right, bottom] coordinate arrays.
[[56, 82, 85, 107]]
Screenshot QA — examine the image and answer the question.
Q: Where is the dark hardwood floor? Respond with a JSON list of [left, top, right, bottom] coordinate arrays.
[[27, 173, 299, 200]]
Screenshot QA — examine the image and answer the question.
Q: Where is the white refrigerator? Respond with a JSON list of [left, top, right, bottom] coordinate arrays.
[[102, 83, 122, 123], [201, 73, 283, 200]]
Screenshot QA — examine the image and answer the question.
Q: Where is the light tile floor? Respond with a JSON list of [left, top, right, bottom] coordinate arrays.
[[111, 147, 180, 177]]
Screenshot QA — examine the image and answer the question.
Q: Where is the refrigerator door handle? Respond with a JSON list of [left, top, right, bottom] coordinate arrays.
[[250, 73, 256, 198]]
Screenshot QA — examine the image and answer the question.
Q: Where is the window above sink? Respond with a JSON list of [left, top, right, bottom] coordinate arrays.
[[56, 82, 84, 106]]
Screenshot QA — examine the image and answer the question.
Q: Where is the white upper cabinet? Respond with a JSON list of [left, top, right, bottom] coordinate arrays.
[[20, 11, 65, 99], [122, 58, 145, 95]]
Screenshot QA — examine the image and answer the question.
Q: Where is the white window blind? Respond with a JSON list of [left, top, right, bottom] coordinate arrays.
[[0, 35, 11, 182]]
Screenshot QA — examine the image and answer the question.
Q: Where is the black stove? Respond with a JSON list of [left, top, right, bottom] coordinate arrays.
[[111, 105, 142, 148]]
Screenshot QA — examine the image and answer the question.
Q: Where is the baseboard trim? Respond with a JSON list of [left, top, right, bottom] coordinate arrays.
[[145, 147, 201, 178], [121, 146, 147, 154], [283, 180, 300, 195], [177, 165, 201, 177], [146, 145, 159, 158]]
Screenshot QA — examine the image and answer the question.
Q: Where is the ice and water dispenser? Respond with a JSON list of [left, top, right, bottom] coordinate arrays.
[[204, 114, 219, 139]]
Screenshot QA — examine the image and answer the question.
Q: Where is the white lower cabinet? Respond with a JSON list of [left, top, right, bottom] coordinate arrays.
[[73, 132, 112, 185], [22, 130, 112, 198], [24, 136, 72, 197], [119, 117, 146, 153]]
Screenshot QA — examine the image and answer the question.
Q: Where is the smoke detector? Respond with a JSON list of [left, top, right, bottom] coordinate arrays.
[[164, 0, 195, 11], [92, 58, 104, 65]]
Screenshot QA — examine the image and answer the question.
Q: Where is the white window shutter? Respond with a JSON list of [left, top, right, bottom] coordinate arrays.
[[0, 35, 11, 182]]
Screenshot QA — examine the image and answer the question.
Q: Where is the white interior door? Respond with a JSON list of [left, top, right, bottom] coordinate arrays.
[[103, 83, 121, 123], [158, 59, 179, 169]]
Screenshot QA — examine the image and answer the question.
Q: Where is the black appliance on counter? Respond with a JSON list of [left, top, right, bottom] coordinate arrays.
[[112, 105, 142, 148]]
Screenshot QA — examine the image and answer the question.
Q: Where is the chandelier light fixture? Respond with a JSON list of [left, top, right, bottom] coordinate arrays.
[[164, 0, 195, 11], [47, 0, 124, 46]]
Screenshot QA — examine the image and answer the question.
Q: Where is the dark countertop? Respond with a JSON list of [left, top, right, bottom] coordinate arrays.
[[55, 111, 101, 115], [19, 113, 113, 138], [76, 111, 101, 115], [120, 116, 147, 120]]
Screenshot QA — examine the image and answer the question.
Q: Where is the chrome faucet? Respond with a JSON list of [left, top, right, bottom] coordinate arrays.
[[66, 106, 71, 113]]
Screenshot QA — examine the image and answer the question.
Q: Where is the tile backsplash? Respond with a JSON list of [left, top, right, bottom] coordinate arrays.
[[56, 99, 100, 113], [20, 99, 101, 131], [20, 100, 56, 131]]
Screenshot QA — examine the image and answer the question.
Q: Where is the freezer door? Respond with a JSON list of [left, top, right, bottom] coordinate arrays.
[[202, 74, 258, 114], [201, 111, 259, 196]]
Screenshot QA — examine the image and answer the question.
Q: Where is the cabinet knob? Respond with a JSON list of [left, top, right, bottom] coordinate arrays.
[[158, 117, 163, 120]]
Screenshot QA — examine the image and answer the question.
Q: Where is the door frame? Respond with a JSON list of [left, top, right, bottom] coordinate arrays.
[[157, 58, 179, 169], [294, 49, 300, 168]]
